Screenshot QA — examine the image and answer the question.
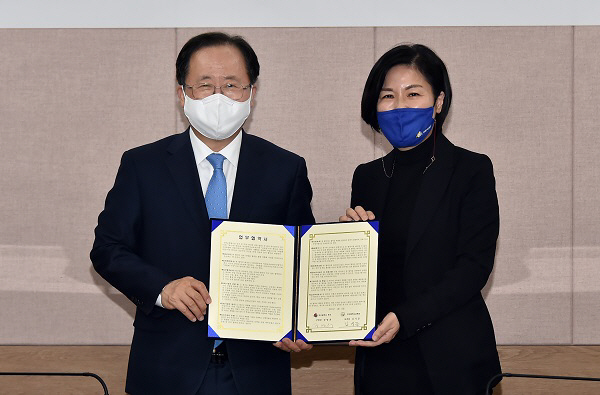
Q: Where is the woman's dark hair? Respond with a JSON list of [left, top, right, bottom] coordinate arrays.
[[361, 43, 452, 132], [176, 32, 260, 86]]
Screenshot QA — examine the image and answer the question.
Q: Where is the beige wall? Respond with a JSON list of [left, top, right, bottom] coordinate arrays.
[[0, 27, 598, 345]]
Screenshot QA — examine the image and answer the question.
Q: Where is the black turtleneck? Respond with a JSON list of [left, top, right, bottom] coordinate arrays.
[[377, 134, 435, 321]]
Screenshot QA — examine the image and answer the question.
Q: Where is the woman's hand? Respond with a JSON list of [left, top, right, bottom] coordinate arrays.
[[349, 312, 400, 347], [339, 206, 375, 222]]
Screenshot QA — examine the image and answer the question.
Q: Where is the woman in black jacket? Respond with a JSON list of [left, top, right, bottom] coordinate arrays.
[[341, 44, 501, 395]]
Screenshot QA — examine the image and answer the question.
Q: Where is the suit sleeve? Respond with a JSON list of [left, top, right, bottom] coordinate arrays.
[[285, 157, 315, 225], [90, 151, 174, 315], [394, 155, 499, 338]]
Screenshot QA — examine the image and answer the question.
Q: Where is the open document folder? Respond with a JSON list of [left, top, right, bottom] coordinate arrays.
[[207, 220, 378, 343]]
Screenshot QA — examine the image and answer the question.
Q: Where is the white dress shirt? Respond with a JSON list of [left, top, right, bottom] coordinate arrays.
[[190, 128, 242, 217]]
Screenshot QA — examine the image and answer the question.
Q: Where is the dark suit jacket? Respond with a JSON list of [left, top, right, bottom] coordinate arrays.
[[351, 133, 501, 394], [91, 130, 314, 395]]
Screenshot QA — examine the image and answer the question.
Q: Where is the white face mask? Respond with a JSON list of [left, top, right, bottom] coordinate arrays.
[[182, 87, 252, 140]]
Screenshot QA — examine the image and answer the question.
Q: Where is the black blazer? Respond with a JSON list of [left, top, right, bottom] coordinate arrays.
[[91, 130, 314, 395], [351, 133, 501, 394]]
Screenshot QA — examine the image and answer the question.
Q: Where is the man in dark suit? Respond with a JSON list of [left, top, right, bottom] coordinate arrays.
[[91, 32, 314, 395]]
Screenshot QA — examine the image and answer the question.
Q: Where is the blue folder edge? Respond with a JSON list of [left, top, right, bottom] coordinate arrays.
[[292, 329, 374, 342], [284, 225, 296, 237], [364, 326, 377, 341], [280, 330, 295, 342], [368, 220, 379, 233], [300, 224, 312, 238], [366, 221, 377, 341], [207, 324, 220, 339], [211, 219, 224, 232]]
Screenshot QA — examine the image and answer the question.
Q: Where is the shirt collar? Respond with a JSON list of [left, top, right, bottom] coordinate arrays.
[[189, 128, 243, 168]]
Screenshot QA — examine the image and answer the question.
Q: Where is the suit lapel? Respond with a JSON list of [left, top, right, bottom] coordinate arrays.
[[229, 133, 261, 221], [165, 131, 209, 232], [405, 133, 455, 258]]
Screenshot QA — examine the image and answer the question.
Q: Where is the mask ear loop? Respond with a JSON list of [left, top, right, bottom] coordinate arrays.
[[378, 128, 395, 179], [423, 120, 437, 174]]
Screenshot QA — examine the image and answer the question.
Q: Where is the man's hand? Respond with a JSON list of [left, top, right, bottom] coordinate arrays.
[[161, 276, 211, 322], [339, 206, 375, 222], [349, 312, 400, 347], [273, 338, 313, 352]]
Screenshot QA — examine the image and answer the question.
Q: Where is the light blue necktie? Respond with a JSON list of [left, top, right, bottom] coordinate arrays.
[[205, 153, 227, 220], [205, 153, 226, 349]]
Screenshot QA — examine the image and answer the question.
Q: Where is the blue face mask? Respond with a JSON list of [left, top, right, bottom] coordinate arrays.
[[377, 106, 435, 148]]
